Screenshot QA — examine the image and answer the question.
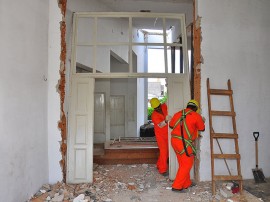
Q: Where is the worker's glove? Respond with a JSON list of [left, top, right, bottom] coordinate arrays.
[[165, 115, 172, 122], [158, 121, 167, 128]]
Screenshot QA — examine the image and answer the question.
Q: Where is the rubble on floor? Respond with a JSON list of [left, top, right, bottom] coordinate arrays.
[[29, 164, 262, 202]]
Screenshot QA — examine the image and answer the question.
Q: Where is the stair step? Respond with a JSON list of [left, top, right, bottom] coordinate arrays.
[[210, 89, 233, 95], [94, 148, 159, 165], [212, 154, 240, 159], [211, 111, 236, 116], [211, 133, 238, 139]]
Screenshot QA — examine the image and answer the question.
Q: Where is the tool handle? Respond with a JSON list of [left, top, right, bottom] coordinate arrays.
[[255, 141, 258, 168], [253, 132, 259, 141]]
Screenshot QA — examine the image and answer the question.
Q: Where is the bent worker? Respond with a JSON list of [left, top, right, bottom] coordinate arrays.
[[169, 100, 205, 192], [150, 98, 171, 175]]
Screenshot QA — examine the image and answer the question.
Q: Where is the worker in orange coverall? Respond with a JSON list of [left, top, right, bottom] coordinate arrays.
[[150, 98, 171, 175], [169, 100, 205, 192]]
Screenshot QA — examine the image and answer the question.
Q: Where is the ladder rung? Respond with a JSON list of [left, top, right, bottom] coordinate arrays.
[[210, 89, 233, 95], [213, 154, 240, 159], [213, 175, 242, 181], [211, 133, 238, 139], [211, 111, 236, 116]]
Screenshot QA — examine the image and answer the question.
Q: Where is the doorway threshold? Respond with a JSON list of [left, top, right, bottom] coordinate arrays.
[[105, 137, 157, 149]]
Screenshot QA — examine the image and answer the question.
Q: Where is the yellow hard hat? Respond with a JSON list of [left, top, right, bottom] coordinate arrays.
[[150, 98, 160, 109], [187, 99, 200, 112]]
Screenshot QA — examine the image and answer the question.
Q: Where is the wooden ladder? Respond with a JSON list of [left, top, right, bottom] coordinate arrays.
[[206, 78, 243, 195]]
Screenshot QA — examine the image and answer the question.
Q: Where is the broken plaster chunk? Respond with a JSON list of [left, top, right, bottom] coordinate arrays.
[[142, 164, 148, 168], [46, 196, 51, 201], [51, 193, 64, 202], [220, 188, 233, 198], [73, 194, 85, 202], [42, 184, 51, 190], [40, 189, 46, 193], [226, 182, 234, 190], [214, 194, 221, 201]]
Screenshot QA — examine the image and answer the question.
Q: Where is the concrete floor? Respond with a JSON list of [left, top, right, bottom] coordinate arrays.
[[243, 178, 270, 202]]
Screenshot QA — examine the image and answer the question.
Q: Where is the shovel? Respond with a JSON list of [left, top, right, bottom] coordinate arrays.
[[252, 132, 266, 183]]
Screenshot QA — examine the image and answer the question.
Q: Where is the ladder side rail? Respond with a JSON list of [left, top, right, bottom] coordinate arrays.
[[228, 80, 243, 193], [228, 81, 242, 170], [207, 78, 216, 194]]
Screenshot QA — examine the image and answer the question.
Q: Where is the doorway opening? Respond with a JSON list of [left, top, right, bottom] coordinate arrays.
[[67, 12, 194, 183]]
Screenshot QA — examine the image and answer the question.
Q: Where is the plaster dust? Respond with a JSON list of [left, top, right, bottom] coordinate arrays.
[[30, 164, 262, 202]]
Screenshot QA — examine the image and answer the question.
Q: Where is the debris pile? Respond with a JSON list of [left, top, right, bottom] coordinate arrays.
[[29, 164, 261, 202]]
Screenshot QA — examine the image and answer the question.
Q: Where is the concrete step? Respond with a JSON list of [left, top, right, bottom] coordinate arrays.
[[94, 145, 159, 165]]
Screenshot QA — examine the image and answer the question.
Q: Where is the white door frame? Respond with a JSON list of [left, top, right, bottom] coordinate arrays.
[[67, 12, 190, 183]]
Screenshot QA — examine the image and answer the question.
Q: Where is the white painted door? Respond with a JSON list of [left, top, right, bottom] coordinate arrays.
[[67, 77, 94, 183], [94, 93, 105, 143], [110, 95, 125, 139], [167, 76, 191, 180]]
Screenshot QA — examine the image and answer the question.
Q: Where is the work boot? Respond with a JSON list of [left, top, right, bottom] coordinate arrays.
[[184, 182, 196, 189], [171, 188, 185, 193], [161, 171, 168, 177]]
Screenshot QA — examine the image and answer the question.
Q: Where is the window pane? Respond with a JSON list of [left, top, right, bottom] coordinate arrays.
[[165, 18, 182, 43], [148, 48, 167, 73], [132, 17, 165, 43], [76, 46, 94, 73], [97, 17, 129, 43], [96, 46, 129, 73], [77, 17, 94, 45]]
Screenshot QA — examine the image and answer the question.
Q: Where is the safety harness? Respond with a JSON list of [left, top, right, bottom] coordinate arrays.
[[172, 109, 197, 157]]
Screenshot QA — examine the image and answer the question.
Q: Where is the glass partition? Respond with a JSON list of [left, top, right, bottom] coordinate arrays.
[[72, 13, 188, 75]]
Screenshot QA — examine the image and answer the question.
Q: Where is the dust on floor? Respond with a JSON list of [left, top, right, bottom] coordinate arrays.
[[243, 178, 270, 202], [30, 164, 263, 202]]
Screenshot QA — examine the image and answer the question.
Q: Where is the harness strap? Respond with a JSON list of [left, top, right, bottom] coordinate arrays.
[[171, 135, 196, 155], [172, 109, 196, 157]]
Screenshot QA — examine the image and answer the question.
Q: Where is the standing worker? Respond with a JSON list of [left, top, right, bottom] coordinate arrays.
[[169, 100, 205, 192], [150, 98, 171, 175]]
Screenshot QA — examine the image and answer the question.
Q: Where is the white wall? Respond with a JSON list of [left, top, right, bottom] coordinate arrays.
[[0, 0, 49, 201], [198, 0, 270, 181], [48, 0, 62, 183]]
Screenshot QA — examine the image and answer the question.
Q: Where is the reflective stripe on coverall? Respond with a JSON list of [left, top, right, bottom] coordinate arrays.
[[151, 103, 169, 174], [169, 108, 205, 189]]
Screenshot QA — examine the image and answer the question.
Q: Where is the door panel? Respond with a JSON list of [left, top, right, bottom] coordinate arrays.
[[167, 76, 191, 180], [67, 77, 94, 183], [94, 93, 105, 134], [93, 93, 106, 143], [110, 96, 125, 139]]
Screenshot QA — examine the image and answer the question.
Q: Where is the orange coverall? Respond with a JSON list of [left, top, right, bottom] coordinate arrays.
[[169, 108, 205, 190], [151, 103, 169, 174]]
